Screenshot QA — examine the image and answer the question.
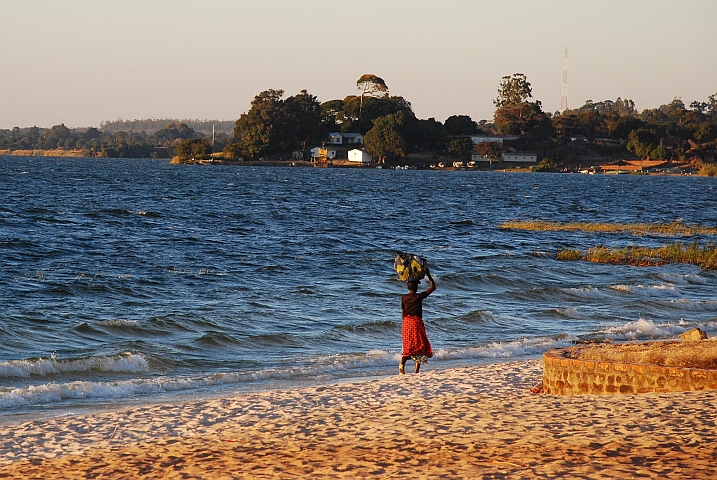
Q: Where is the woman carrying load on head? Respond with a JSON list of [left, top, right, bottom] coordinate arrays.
[[400, 270, 436, 374]]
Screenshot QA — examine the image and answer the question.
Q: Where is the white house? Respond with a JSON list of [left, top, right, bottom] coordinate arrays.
[[502, 152, 537, 163], [328, 132, 364, 145], [348, 149, 372, 164], [310, 147, 337, 159], [342, 133, 364, 145], [471, 153, 492, 162]]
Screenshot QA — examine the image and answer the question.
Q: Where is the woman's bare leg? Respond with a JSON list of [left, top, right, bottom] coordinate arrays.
[[400, 356, 411, 375]]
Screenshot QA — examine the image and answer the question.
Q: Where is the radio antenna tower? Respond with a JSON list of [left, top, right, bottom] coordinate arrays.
[[560, 47, 569, 112]]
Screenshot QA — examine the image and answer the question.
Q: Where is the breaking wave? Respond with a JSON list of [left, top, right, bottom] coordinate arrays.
[[0, 353, 149, 379]]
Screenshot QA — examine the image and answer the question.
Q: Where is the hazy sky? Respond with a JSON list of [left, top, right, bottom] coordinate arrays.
[[1, 0, 716, 129]]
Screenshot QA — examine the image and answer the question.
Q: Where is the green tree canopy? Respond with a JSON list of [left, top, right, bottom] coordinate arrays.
[[494, 73, 532, 108], [494, 101, 550, 136], [356, 74, 389, 98], [364, 111, 409, 163], [230, 88, 322, 158], [284, 89, 322, 147], [473, 141, 503, 167], [448, 136, 474, 158], [176, 138, 212, 161], [334, 95, 414, 135], [627, 127, 663, 158], [155, 122, 196, 144], [444, 115, 478, 135], [320, 99, 344, 134], [412, 118, 448, 155]]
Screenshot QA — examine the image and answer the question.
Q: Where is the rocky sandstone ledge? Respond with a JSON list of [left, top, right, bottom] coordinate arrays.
[[543, 328, 717, 395]]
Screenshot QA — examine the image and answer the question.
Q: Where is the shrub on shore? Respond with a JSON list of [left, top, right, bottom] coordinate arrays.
[[700, 164, 717, 177]]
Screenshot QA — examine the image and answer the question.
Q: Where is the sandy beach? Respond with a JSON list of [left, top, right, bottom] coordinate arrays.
[[1, 360, 716, 479]]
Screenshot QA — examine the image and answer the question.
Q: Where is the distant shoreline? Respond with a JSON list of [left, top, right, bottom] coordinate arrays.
[[1, 153, 711, 176], [0, 149, 91, 157]]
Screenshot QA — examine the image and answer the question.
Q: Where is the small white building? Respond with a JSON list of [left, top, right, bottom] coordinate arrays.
[[328, 132, 364, 145], [502, 152, 537, 163], [471, 153, 492, 162], [310, 147, 337, 159], [348, 149, 372, 164]]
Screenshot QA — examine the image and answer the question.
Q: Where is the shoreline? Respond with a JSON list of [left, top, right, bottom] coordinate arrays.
[[2, 154, 710, 176], [2, 360, 716, 478]]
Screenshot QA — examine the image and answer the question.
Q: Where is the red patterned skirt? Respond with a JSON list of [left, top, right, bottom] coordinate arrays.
[[401, 315, 433, 357]]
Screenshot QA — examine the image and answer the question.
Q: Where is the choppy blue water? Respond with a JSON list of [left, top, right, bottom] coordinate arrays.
[[2, 156, 717, 423]]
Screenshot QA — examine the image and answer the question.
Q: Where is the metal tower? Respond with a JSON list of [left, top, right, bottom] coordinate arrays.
[[560, 48, 568, 112]]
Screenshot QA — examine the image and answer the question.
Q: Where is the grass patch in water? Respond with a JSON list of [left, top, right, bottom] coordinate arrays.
[[555, 249, 581, 261], [555, 242, 717, 269], [566, 341, 717, 370], [501, 220, 717, 237]]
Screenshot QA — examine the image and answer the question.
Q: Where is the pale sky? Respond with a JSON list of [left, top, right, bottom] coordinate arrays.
[[1, 0, 715, 129]]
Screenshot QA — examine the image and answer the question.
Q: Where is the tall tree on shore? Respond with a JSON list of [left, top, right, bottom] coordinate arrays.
[[494, 73, 532, 108], [493, 73, 551, 137], [413, 118, 448, 156], [284, 89, 322, 148], [229, 88, 322, 159], [474, 141, 503, 168], [356, 74, 389, 133], [364, 111, 408, 164]]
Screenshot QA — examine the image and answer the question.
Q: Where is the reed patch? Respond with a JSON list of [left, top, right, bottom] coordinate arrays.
[[554, 243, 717, 269], [501, 220, 717, 237]]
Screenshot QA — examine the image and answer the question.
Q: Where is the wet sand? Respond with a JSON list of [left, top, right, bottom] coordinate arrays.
[[1, 360, 716, 479]]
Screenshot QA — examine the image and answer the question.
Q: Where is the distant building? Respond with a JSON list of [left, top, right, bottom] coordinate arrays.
[[471, 153, 492, 162], [310, 147, 337, 159], [348, 149, 372, 164], [470, 134, 519, 144], [502, 152, 537, 163], [595, 137, 622, 147], [328, 132, 364, 145]]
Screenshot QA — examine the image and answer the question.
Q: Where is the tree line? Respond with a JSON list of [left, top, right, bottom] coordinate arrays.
[[224, 73, 717, 167], [0, 122, 231, 158], [1, 73, 716, 167]]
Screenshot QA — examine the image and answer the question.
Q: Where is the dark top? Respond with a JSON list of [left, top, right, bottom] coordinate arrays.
[[402, 291, 428, 318]]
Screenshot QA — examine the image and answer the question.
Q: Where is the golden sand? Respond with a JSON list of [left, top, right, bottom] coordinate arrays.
[[1, 360, 716, 479]]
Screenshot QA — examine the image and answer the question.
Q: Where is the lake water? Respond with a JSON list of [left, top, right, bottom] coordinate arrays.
[[2, 156, 717, 424]]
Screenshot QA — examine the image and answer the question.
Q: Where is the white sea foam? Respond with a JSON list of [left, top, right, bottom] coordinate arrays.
[[656, 273, 708, 285], [610, 284, 634, 293], [664, 299, 717, 311], [560, 287, 607, 300], [553, 307, 583, 319], [609, 284, 679, 296], [0, 353, 149, 379], [596, 318, 689, 340], [93, 319, 140, 327], [0, 338, 571, 410], [434, 336, 576, 361]]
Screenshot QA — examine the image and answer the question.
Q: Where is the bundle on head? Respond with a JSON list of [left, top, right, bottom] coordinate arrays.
[[394, 252, 428, 282]]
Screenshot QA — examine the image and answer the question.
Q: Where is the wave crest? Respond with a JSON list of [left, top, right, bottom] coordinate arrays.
[[0, 353, 149, 379]]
